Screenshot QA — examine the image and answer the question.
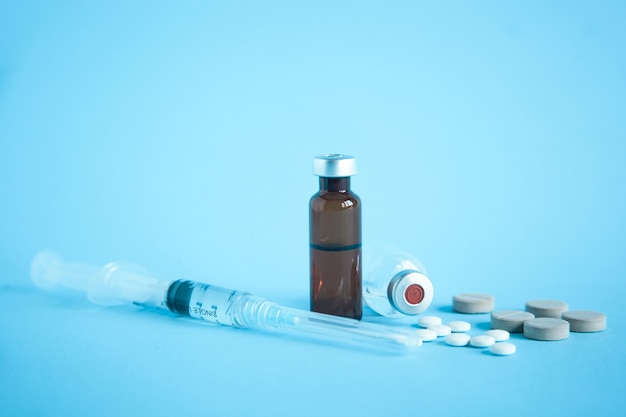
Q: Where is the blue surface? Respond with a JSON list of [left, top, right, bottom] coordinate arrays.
[[1, 2, 625, 416]]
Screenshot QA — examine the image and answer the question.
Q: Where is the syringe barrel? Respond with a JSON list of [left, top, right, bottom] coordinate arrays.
[[165, 280, 247, 326], [164, 280, 292, 330], [165, 280, 422, 353]]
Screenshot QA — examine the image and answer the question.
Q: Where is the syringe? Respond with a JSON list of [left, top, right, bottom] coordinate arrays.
[[30, 251, 422, 354]]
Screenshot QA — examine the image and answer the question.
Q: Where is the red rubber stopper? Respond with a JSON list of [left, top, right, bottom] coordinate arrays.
[[405, 284, 425, 305]]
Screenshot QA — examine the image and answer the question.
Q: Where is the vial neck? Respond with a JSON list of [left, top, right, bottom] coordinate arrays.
[[319, 177, 351, 192]]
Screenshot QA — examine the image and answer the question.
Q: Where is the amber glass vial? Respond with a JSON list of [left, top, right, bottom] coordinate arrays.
[[309, 154, 362, 319]]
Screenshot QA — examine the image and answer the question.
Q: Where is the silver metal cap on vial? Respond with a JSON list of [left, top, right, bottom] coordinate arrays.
[[387, 271, 434, 315], [313, 154, 357, 177]]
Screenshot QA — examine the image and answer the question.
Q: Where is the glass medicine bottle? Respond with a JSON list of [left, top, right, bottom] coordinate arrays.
[[363, 244, 433, 317], [309, 154, 362, 319]]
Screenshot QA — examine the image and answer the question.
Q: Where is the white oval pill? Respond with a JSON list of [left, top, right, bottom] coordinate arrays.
[[447, 320, 471, 333], [485, 329, 510, 342], [418, 315, 442, 328], [469, 335, 496, 348], [489, 342, 516, 356], [429, 324, 452, 337], [416, 328, 438, 342], [445, 333, 470, 346]]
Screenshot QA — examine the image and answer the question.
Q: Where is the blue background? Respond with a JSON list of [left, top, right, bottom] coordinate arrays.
[[1, 1, 625, 416]]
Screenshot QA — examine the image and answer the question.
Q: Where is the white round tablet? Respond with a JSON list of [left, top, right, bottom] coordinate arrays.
[[447, 320, 471, 333], [445, 333, 470, 347], [418, 315, 442, 328], [428, 324, 452, 337], [416, 328, 438, 342], [489, 342, 516, 356], [485, 329, 510, 342], [469, 335, 496, 348]]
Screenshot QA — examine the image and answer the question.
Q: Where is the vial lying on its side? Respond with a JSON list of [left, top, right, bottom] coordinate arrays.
[[363, 244, 434, 318]]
